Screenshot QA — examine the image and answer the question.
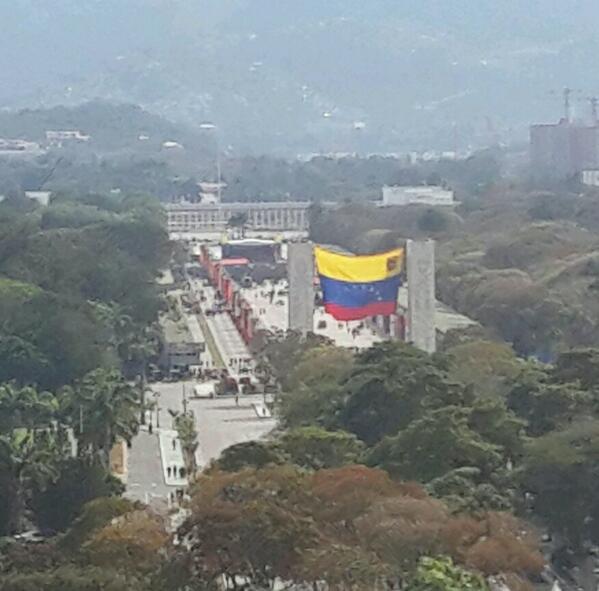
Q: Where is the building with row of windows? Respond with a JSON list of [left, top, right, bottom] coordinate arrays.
[[166, 201, 311, 233]]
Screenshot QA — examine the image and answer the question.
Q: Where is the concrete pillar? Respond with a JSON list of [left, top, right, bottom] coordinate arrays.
[[288, 242, 314, 336], [407, 240, 436, 353]]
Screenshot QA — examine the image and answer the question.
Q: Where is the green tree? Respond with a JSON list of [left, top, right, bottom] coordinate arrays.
[[277, 346, 353, 429], [109, 313, 160, 423], [31, 459, 124, 533], [427, 467, 512, 512], [172, 411, 198, 476], [367, 396, 523, 485], [0, 383, 57, 432], [522, 420, 599, 549], [217, 441, 285, 472], [0, 384, 68, 534], [339, 342, 465, 445], [406, 556, 488, 591], [278, 426, 365, 470], [0, 336, 50, 387], [445, 340, 522, 399], [256, 331, 334, 390], [61, 369, 140, 468], [507, 366, 591, 436], [553, 347, 599, 389], [368, 406, 504, 482], [0, 427, 70, 534]]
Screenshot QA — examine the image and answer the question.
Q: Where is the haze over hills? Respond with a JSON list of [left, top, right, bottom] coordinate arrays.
[[3, 0, 599, 154]]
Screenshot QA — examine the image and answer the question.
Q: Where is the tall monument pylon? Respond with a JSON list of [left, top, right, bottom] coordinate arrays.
[[287, 242, 314, 336], [406, 239, 436, 353]]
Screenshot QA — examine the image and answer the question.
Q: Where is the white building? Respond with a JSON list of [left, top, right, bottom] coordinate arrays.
[[166, 201, 310, 234], [162, 141, 184, 150], [0, 139, 44, 158], [381, 185, 455, 207], [25, 191, 51, 206], [582, 169, 599, 187], [46, 130, 90, 143], [0, 191, 52, 206]]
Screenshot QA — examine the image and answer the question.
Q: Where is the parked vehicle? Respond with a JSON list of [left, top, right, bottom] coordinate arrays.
[[192, 383, 215, 399]]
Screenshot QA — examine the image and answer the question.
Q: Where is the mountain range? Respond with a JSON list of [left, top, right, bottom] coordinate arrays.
[[2, 0, 599, 154]]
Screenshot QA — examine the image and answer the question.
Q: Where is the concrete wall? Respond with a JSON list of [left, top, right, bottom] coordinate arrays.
[[407, 240, 436, 354], [288, 242, 314, 336]]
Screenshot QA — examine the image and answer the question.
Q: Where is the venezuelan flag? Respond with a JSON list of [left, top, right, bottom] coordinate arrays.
[[315, 246, 404, 321]]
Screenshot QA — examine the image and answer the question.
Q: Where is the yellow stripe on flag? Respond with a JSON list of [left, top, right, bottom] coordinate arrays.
[[314, 246, 404, 283]]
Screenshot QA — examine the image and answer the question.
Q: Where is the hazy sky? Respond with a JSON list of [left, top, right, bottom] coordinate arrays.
[[2, 1, 598, 151]]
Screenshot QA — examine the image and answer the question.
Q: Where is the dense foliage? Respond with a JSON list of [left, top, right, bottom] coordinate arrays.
[[0, 192, 169, 389], [269, 336, 599, 572], [0, 192, 169, 537], [178, 465, 542, 590]]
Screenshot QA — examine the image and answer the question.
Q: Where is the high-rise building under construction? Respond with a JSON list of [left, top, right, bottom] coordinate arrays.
[[530, 91, 599, 180]]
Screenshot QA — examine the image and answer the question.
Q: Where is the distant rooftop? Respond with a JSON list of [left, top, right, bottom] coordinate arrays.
[[397, 286, 477, 334], [161, 316, 193, 344]]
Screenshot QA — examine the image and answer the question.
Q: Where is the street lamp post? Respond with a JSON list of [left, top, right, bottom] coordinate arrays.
[[152, 391, 161, 429]]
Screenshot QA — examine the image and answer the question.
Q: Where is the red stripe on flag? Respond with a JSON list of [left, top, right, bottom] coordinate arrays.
[[323, 301, 397, 321]]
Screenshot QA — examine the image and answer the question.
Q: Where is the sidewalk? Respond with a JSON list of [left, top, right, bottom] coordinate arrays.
[[158, 430, 188, 487]]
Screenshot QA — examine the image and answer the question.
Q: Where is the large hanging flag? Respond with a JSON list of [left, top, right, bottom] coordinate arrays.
[[315, 246, 404, 321]]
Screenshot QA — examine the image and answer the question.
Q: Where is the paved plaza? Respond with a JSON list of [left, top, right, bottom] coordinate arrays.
[[242, 280, 384, 349], [127, 379, 275, 506]]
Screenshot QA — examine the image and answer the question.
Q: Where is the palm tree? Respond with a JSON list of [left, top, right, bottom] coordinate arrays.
[[115, 316, 160, 424], [0, 425, 69, 534], [93, 305, 160, 425], [61, 369, 141, 469], [0, 383, 66, 532], [0, 383, 57, 432]]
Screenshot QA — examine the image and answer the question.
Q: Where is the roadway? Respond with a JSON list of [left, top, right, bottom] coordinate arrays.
[[127, 268, 274, 509], [192, 280, 253, 373]]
